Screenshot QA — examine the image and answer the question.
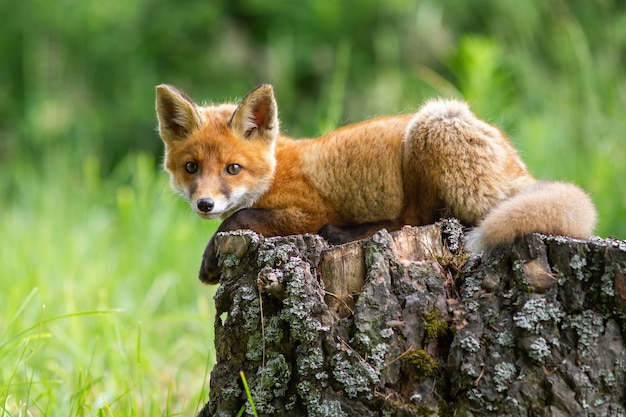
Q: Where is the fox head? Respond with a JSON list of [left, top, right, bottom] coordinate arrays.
[[156, 84, 278, 219]]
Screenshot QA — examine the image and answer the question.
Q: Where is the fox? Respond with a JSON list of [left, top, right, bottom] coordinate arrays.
[[155, 84, 597, 284]]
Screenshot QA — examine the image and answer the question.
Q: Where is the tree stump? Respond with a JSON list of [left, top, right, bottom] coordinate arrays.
[[197, 219, 626, 417]]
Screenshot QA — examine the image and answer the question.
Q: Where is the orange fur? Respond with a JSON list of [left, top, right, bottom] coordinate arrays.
[[156, 84, 597, 283]]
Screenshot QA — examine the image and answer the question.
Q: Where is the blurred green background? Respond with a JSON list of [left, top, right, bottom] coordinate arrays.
[[1, 1, 625, 416]]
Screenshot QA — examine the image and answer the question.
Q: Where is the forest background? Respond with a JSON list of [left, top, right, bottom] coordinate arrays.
[[1, 1, 625, 416]]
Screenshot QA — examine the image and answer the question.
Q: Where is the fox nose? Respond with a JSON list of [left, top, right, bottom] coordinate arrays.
[[197, 198, 215, 213]]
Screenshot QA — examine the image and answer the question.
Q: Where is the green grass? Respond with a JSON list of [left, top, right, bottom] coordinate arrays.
[[237, 372, 258, 417], [0, 152, 218, 416]]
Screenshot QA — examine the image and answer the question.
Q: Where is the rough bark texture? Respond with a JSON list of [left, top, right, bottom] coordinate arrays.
[[197, 219, 626, 417]]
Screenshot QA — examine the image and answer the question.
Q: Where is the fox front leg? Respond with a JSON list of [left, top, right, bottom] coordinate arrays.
[[199, 234, 223, 284], [198, 208, 299, 284], [318, 221, 401, 245]]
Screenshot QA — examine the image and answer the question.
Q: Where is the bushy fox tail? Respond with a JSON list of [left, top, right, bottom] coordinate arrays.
[[466, 181, 597, 253]]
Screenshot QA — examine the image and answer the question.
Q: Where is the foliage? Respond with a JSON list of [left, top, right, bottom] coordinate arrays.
[[1, 0, 625, 415], [0, 154, 218, 416]]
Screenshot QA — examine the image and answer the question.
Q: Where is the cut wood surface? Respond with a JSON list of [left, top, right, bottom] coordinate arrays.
[[197, 219, 626, 417]]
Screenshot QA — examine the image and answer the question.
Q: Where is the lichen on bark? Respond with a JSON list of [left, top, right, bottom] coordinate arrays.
[[198, 222, 626, 417]]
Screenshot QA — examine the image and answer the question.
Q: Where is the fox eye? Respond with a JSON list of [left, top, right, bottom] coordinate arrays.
[[226, 163, 242, 175], [185, 161, 198, 174]]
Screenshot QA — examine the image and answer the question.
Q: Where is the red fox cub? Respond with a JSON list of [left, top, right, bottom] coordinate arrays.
[[156, 84, 596, 284]]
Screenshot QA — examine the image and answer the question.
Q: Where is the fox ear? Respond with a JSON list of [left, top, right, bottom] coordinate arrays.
[[155, 84, 202, 145], [229, 84, 278, 143]]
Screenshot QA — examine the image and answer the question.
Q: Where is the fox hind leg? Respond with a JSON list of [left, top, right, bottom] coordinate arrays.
[[403, 99, 534, 226], [403, 100, 596, 253]]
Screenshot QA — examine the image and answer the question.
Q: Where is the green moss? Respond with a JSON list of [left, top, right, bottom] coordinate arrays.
[[402, 349, 440, 378], [423, 308, 452, 340], [400, 349, 455, 415], [437, 401, 457, 417]]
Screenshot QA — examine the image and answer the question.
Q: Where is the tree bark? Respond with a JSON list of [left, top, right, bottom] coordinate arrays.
[[197, 219, 626, 417]]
